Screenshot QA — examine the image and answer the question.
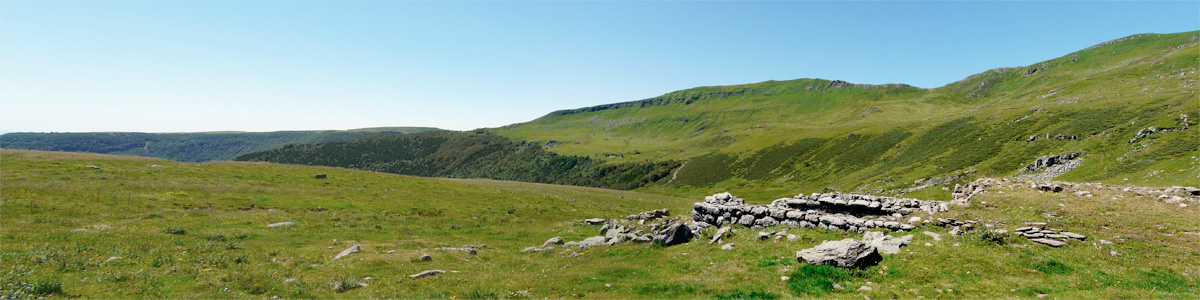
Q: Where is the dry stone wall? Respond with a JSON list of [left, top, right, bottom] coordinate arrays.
[[692, 192, 951, 233]]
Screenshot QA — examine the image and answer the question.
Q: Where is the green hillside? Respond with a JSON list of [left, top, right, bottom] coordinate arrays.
[[497, 31, 1199, 199], [3, 150, 1196, 299], [0, 127, 439, 162], [235, 131, 679, 190]]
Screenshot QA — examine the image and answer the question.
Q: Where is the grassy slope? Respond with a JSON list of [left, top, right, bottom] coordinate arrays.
[[3, 150, 1196, 299], [0, 127, 441, 162], [497, 31, 1199, 200]]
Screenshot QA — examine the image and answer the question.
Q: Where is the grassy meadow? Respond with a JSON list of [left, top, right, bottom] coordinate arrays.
[[2, 150, 1197, 299]]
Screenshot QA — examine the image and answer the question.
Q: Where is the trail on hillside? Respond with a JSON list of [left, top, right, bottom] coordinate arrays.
[[666, 160, 688, 185]]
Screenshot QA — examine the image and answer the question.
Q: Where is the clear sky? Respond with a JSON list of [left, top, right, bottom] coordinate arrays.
[[2, 1, 1197, 133]]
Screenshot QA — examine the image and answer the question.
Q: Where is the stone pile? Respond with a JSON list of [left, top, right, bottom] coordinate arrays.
[[626, 209, 669, 221], [527, 216, 695, 254], [952, 178, 997, 205], [1014, 224, 1087, 247], [692, 192, 949, 233]]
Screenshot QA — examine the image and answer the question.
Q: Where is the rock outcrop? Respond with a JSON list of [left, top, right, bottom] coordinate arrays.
[[1018, 152, 1083, 181]]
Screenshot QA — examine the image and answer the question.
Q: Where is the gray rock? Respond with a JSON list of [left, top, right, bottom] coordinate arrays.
[[819, 215, 847, 227], [266, 221, 296, 227], [655, 222, 694, 247], [409, 270, 446, 279], [632, 235, 653, 244], [577, 236, 607, 249], [521, 247, 541, 253], [787, 234, 798, 242], [332, 245, 360, 260], [1060, 232, 1086, 240], [738, 215, 756, 227], [1184, 187, 1200, 196], [434, 247, 478, 255], [922, 231, 942, 241], [796, 238, 882, 268], [786, 211, 804, 220], [542, 237, 564, 248], [606, 233, 631, 245], [710, 227, 731, 244], [563, 241, 579, 248], [1030, 238, 1067, 247], [419, 253, 432, 261], [862, 232, 913, 255], [757, 231, 771, 241], [584, 218, 607, 225], [721, 243, 735, 250], [769, 208, 787, 220]]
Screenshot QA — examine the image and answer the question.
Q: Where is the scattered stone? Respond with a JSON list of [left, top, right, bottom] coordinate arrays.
[[314, 174, 327, 179], [87, 165, 101, 169], [721, 243, 735, 250], [386, 250, 397, 254], [103, 256, 121, 264], [1031, 238, 1067, 247], [409, 270, 446, 279], [434, 247, 478, 255], [567, 252, 580, 258], [332, 245, 360, 260], [907, 217, 922, 224], [521, 247, 541, 253], [922, 231, 942, 241], [858, 286, 873, 291], [832, 283, 844, 290], [626, 209, 669, 220], [710, 227, 731, 244], [796, 238, 883, 268], [577, 236, 607, 249], [787, 234, 798, 242], [542, 237, 564, 248], [284, 279, 298, 283], [584, 218, 607, 225], [266, 221, 295, 227], [757, 231, 771, 241], [781, 276, 790, 281], [862, 232, 913, 255], [419, 253, 432, 261]]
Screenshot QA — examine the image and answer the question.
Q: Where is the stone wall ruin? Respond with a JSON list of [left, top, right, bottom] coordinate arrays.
[[692, 192, 951, 233]]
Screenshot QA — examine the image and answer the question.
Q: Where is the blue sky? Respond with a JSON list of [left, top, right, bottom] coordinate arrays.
[[2, 1, 1196, 133]]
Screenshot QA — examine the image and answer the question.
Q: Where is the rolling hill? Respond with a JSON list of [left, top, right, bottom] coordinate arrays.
[[494, 31, 1199, 199], [230, 31, 1197, 200], [0, 127, 440, 162]]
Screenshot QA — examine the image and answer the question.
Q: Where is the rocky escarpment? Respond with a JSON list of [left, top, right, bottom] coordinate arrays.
[[1017, 152, 1084, 181], [692, 192, 950, 233]]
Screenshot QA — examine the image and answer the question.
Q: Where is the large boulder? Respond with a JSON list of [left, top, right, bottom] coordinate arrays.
[[655, 222, 694, 247], [796, 239, 882, 268]]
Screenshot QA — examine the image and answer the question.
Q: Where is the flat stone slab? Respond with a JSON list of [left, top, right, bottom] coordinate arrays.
[[1030, 238, 1067, 247], [409, 270, 446, 279], [333, 245, 360, 260], [266, 221, 295, 227]]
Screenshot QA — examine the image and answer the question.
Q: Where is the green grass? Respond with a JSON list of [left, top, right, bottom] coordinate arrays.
[[3, 150, 1197, 298], [498, 30, 1199, 198]]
